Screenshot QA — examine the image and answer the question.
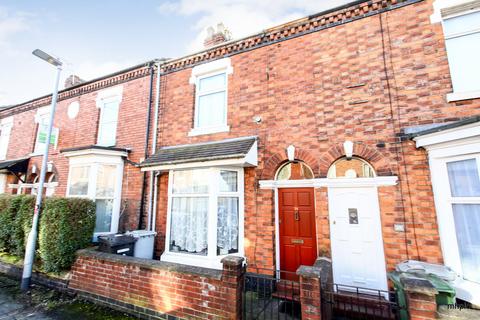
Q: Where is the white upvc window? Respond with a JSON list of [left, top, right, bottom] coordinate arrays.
[[439, 5, 480, 101], [34, 108, 59, 155], [188, 58, 232, 136], [162, 167, 244, 269], [66, 153, 124, 239], [415, 122, 480, 305], [96, 86, 122, 147], [442, 156, 480, 284], [0, 116, 13, 160]]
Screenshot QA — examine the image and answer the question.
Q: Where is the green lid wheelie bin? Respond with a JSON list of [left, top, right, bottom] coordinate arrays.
[[389, 271, 456, 320]]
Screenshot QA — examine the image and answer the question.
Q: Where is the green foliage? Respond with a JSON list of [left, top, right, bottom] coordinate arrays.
[[11, 195, 36, 256], [0, 194, 95, 273], [0, 194, 13, 251], [39, 197, 96, 272]]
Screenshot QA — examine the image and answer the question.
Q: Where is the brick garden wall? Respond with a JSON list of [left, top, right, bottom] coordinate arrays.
[[69, 249, 243, 319]]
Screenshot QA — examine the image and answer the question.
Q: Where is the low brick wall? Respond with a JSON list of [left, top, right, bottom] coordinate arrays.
[[69, 249, 244, 319]]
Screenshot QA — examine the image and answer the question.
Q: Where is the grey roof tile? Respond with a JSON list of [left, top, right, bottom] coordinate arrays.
[[141, 136, 257, 167]]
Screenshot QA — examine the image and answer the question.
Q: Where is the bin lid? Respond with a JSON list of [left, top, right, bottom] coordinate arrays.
[[389, 271, 455, 294], [125, 230, 157, 238], [396, 260, 457, 282], [98, 234, 137, 245]]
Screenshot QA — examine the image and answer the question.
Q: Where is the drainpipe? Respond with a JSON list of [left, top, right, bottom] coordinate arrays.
[[138, 62, 155, 230], [147, 60, 163, 231]]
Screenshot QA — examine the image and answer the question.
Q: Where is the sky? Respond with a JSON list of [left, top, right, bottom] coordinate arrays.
[[0, 0, 352, 106]]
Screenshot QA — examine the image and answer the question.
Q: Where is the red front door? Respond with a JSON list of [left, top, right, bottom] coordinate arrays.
[[279, 188, 317, 278]]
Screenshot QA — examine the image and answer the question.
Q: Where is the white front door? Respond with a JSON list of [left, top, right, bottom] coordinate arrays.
[[328, 186, 388, 291]]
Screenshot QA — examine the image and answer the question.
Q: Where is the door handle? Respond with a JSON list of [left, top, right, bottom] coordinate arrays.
[[294, 208, 299, 221]]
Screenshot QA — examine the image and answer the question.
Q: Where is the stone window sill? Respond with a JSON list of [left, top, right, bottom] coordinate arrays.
[[447, 90, 480, 102], [188, 125, 230, 137]]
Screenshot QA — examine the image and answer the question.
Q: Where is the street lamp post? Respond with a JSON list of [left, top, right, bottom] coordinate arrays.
[[21, 49, 62, 291]]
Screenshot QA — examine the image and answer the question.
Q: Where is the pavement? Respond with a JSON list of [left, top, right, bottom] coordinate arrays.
[[0, 274, 136, 320], [0, 276, 52, 320]]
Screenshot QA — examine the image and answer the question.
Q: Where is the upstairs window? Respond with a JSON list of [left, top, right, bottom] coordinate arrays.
[[0, 117, 13, 160], [189, 58, 232, 136], [96, 86, 122, 147], [34, 108, 58, 154], [196, 72, 227, 129], [441, 7, 480, 101]]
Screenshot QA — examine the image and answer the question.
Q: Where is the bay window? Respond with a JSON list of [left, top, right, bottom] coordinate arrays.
[[446, 158, 480, 284], [64, 149, 124, 239], [163, 167, 244, 269], [416, 122, 480, 305]]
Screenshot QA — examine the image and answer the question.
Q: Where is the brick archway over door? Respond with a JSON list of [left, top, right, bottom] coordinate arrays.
[[318, 142, 394, 177], [261, 149, 320, 180]]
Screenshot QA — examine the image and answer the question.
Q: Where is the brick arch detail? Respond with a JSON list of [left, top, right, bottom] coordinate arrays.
[[261, 149, 320, 180], [318, 142, 394, 177]]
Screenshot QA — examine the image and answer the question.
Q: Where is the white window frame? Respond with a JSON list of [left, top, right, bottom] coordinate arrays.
[[431, 0, 480, 101], [0, 116, 13, 160], [96, 86, 123, 147], [188, 58, 233, 136], [161, 166, 244, 269], [65, 152, 124, 239], [414, 122, 480, 305], [32, 107, 59, 155]]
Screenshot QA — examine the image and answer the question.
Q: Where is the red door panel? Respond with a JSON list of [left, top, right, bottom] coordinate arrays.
[[279, 188, 317, 279]]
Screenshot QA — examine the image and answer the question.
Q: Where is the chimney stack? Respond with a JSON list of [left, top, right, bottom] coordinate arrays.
[[64, 75, 85, 88], [204, 23, 231, 48]]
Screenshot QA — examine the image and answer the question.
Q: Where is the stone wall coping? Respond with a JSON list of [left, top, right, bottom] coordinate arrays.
[[400, 273, 439, 296], [221, 255, 244, 267], [297, 265, 322, 279], [76, 248, 223, 280]]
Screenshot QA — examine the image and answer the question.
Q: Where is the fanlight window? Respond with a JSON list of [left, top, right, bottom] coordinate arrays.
[[276, 161, 314, 180], [327, 157, 375, 178]]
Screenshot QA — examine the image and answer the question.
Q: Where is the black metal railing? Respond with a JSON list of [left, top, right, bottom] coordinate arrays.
[[320, 283, 407, 320], [243, 268, 301, 320]]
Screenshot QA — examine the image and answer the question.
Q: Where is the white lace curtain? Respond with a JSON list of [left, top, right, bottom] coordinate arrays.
[[170, 197, 208, 254], [217, 197, 239, 252]]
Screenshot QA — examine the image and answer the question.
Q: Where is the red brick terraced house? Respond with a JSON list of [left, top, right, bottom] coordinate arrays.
[[1, 0, 480, 316]]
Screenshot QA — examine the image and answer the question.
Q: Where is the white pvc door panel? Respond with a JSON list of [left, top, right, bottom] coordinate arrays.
[[328, 187, 388, 291]]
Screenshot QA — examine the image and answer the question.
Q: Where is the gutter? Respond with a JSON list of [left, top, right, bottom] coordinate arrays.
[[2, 60, 156, 114]]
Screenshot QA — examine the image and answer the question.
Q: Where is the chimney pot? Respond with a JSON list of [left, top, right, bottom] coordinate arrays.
[[204, 22, 231, 48], [64, 75, 85, 88]]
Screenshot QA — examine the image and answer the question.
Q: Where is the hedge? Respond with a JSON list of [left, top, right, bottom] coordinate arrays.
[[0, 194, 96, 272], [39, 197, 96, 272]]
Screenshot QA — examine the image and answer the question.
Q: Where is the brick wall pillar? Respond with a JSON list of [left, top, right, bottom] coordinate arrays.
[[297, 265, 322, 320], [401, 276, 438, 320], [221, 256, 245, 320]]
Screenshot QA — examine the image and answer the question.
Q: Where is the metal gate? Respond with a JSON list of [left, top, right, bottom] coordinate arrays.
[[243, 269, 301, 320], [320, 283, 407, 320]]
